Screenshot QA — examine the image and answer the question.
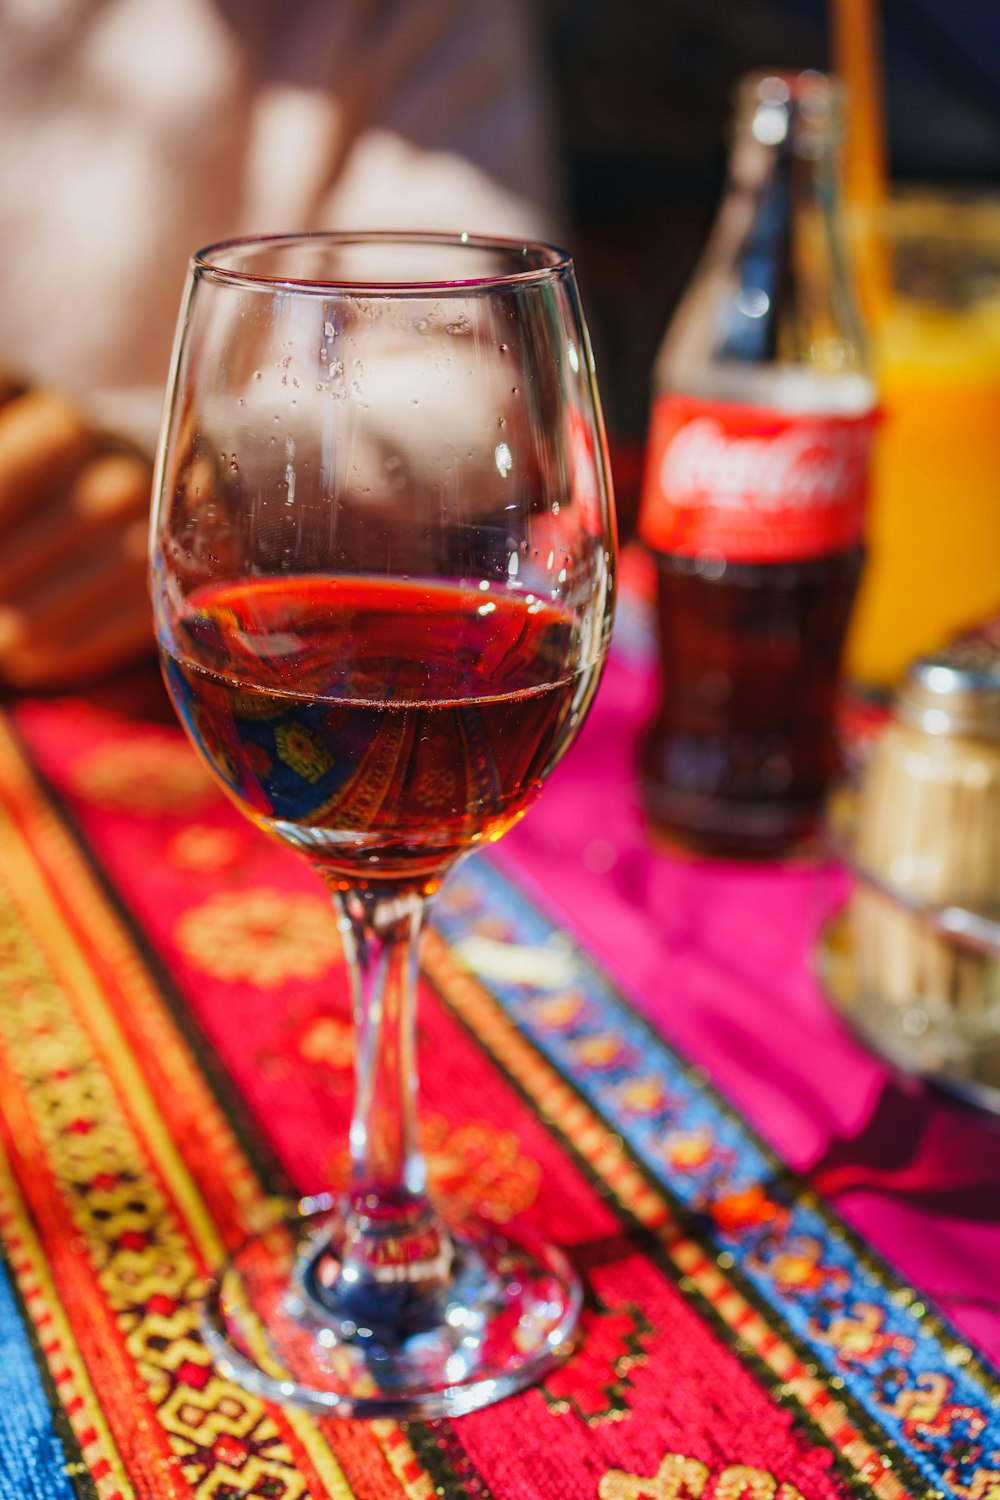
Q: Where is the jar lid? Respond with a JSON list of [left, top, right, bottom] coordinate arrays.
[[896, 633, 1000, 739]]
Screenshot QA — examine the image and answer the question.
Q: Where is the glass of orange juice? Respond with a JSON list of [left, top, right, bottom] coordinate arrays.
[[846, 193, 1000, 689]]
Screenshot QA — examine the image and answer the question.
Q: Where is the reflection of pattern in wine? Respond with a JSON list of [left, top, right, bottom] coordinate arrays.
[[162, 575, 598, 884]]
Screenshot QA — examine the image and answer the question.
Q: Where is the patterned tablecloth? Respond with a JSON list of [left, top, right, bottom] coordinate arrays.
[[1, 589, 999, 1500]]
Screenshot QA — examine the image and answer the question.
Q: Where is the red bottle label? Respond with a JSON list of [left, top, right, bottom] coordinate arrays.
[[639, 394, 878, 563]]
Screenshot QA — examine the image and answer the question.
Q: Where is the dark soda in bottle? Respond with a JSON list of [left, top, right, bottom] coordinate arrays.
[[639, 71, 878, 858]]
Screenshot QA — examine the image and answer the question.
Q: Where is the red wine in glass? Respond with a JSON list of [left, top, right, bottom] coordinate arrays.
[[163, 574, 601, 889]]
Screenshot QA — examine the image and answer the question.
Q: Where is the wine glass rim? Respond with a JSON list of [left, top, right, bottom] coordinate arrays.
[[191, 230, 575, 294]]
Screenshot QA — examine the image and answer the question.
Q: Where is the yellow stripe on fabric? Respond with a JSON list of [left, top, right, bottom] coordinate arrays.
[[0, 1146, 136, 1500], [0, 719, 366, 1500], [0, 715, 427, 1500], [0, 728, 226, 1265], [371, 1423, 436, 1500]]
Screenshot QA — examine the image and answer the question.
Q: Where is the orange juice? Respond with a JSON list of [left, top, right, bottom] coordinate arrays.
[[846, 197, 1000, 687]]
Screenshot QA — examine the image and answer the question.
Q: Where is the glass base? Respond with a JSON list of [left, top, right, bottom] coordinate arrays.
[[202, 1203, 582, 1419]]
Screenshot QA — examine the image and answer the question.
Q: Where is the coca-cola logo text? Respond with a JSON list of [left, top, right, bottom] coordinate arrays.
[[660, 416, 871, 514]]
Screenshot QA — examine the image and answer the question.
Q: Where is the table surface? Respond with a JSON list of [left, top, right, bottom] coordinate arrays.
[[1, 581, 999, 1500]]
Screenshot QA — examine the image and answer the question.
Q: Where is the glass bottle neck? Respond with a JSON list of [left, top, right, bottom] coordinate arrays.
[[655, 73, 872, 410]]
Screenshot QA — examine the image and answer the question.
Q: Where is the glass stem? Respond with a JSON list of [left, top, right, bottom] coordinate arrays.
[[338, 887, 428, 1211], [307, 885, 454, 1332]]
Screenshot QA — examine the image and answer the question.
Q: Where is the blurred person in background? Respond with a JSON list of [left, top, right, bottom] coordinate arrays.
[[0, 0, 561, 690]]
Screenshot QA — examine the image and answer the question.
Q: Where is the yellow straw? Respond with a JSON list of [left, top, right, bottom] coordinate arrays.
[[831, 0, 888, 207], [830, 0, 892, 324]]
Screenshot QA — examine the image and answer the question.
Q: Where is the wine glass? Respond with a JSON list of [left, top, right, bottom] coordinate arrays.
[[150, 232, 616, 1418]]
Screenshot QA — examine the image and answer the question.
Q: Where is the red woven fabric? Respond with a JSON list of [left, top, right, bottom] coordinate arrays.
[[0, 659, 997, 1500]]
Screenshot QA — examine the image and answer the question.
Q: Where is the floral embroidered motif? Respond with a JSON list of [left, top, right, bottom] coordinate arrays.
[[325, 1114, 539, 1224], [71, 737, 217, 814], [174, 889, 342, 985], [599, 1454, 805, 1500], [166, 826, 245, 873], [274, 725, 333, 783], [296, 1015, 353, 1071], [244, 742, 273, 778]]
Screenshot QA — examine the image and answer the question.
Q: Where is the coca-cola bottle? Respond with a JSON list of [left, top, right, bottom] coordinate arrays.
[[639, 70, 878, 858]]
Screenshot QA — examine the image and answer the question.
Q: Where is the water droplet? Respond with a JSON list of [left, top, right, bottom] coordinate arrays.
[[499, 343, 508, 353]]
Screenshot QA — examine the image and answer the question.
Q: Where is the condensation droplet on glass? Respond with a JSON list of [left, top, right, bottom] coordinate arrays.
[[253, 370, 262, 380], [324, 321, 334, 338], [499, 343, 508, 353]]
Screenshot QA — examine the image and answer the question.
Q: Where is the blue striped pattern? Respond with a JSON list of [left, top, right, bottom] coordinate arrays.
[[0, 1257, 77, 1500], [434, 857, 1000, 1500]]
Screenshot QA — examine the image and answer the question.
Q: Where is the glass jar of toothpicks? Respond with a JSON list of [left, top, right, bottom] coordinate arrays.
[[822, 633, 1000, 1107]]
